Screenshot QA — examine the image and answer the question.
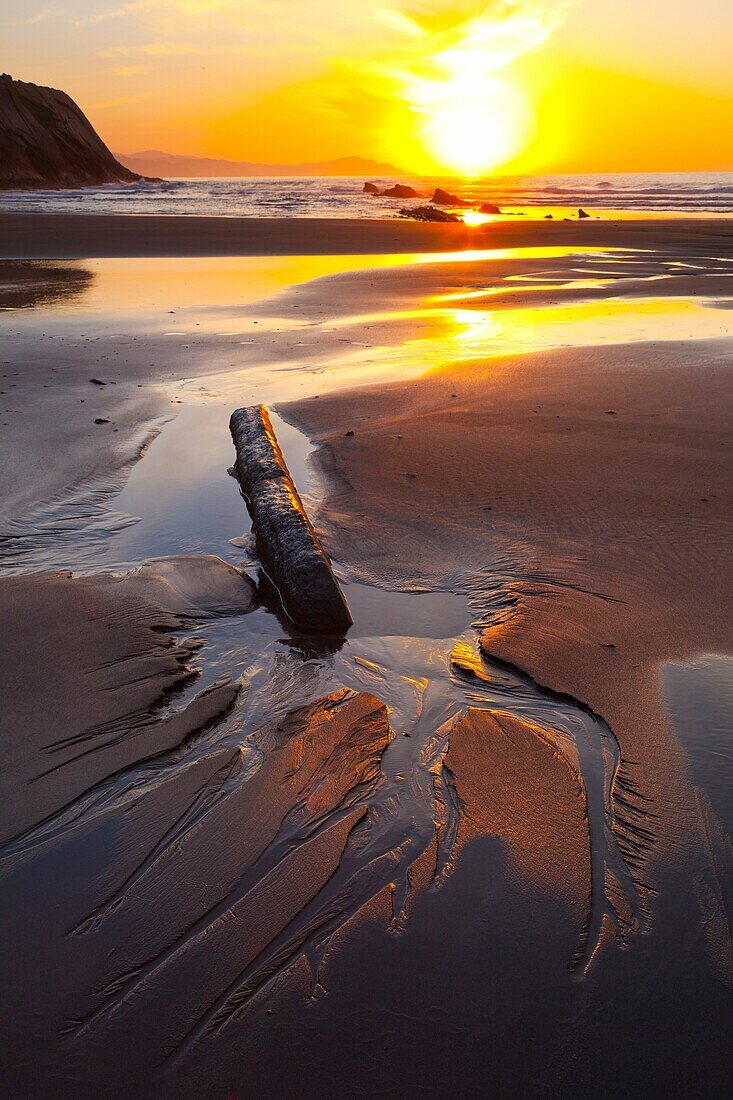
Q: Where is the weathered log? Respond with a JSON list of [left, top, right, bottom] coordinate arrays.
[[229, 404, 352, 635]]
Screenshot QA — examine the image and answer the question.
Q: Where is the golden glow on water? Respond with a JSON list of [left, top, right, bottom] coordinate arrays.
[[461, 211, 497, 227], [430, 278, 610, 302], [13, 250, 731, 407], [441, 296, 728, 359], [24, 249, 614, 314], [318, 295, 731, 378], [50, 255, 417, 314]]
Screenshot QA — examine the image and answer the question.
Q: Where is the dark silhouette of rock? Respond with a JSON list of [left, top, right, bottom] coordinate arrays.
[[479, 202, 502, 214], [399, 205, 461, 223], [363, 182, 381, 195], [578, 208, 591, 218], [545, 214, 554, 219], [383, 184, 420, 198], [0, 73, 158, 189], [431, 187, 471, 206], [229, 404, 352, 636]]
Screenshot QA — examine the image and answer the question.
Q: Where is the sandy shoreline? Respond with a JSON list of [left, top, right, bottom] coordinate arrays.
[[1, 210, 733, 258], [1, 216, 732, 1096]]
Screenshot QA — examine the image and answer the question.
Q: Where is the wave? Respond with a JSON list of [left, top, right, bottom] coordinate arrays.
[[2, 172, 732, 216]]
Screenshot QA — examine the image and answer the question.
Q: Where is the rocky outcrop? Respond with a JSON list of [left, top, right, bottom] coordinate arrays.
[[399, 205, 461, 223], [363, 182, 381, 195], [229, 405, 352, 636], [479, 201, 502, 214], [431, 187, 470, 207], [383, 183, 420, 198], [0, 73, 153, 189]]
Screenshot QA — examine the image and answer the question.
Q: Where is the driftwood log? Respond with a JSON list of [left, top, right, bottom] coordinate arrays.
[[229, 404, 352, 635]]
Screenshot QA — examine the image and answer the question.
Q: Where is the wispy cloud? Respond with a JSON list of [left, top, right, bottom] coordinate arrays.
[[79, 1, 258, 28], [3, 5, 65, 27]]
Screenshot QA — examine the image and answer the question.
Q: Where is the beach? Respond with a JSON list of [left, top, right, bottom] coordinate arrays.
[[2, 210, 733, 258], [1, 213, 732, 1097]]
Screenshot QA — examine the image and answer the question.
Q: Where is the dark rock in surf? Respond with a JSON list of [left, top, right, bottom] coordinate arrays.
[[363, 182, 381, 195], [383, 184, 420, 198], [578, 208, 591, 218], [431, 187, 470, 207], [479, 202, 502, 214], [229, 404, 352, 636], [399, 205, 461, 223]]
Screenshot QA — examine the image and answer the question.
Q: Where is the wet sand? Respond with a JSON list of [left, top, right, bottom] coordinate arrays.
[[1, 217, 732, 1097], [1, 210, 732, 259]]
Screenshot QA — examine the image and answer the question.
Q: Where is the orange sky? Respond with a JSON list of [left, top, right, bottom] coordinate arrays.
[[3, 1, 732, 173]]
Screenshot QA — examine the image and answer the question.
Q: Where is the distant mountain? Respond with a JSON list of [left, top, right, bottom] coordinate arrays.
[[0, 73, 148, 190], [116, 149, 404, 179]]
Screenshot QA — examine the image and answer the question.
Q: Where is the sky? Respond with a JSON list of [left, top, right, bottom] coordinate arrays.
[[2, 0, 732, 174]]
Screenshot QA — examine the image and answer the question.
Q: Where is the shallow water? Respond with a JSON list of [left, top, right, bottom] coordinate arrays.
[[662, 655, 733, 839], [2, 245, 731, 573]]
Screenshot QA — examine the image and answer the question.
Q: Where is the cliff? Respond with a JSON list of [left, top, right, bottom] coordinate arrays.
[[0, 74, 150, 189]]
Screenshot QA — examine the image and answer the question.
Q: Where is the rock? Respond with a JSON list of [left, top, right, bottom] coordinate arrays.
[[382, 184, 420, 198], [229, 404, 352, 636], [363, 182, 381, 195], [479, 202, 502, 214], [94, 418, 110, 424], [399, 205, 461, 223], [578, 208, 591, 218], [345, 430, 355, 437], [431, 187, 470, 207], [544, 214, 554, 219], [89, 377, 106, 385], [0, 73, 158, 189]]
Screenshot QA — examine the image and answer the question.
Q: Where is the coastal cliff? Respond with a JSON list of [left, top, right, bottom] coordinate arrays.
[[0, 73, 151, 189]]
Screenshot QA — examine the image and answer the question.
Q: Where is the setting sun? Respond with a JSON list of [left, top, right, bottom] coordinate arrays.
[[375, 2, 569, 175], [414, 72, 530, 175]]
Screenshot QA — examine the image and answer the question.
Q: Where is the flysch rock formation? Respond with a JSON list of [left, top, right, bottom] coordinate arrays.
[[0, 73, 155, 189], [229, 404, 353, 636]]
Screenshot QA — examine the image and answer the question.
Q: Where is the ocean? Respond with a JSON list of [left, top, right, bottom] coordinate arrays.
[[1, 172, 732, 218]]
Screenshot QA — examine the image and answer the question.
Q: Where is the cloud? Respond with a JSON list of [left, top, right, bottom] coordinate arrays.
[[3, 5, 65, 26]]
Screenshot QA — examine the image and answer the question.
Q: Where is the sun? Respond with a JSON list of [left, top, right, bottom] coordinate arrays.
[[419, 73, 530, 176], [378, 3, 551, 178]]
